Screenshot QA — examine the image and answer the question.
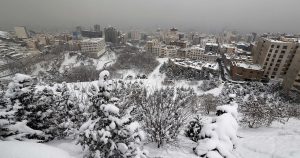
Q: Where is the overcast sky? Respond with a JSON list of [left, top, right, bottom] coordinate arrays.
[[0, 0, 299, 33]]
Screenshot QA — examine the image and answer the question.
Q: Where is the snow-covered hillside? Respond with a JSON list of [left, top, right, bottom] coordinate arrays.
[[1, 54, 299, 158]]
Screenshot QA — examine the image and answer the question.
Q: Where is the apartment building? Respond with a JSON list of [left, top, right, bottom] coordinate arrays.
[[186, 46, 205, 60], [230, 61, 264, 81], [221, 44, 236, 54], [159, 45, 179, 58], [14, 26, 29, 39], [104, 27, 119, 43], [145, 39, 160, 56], [170, 40, 188, 48], [80, 38, 105, 55], [205, 43, 219, 53], [186, 46, 220, 62], [282, 48, 300, 92], [252, 37, 300, 79]]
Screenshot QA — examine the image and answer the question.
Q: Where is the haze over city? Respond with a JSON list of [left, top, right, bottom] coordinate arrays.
[[1, 0, 300, 33]]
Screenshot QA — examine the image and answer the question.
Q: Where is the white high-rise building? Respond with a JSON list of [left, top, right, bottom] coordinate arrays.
[[80, 38, 105, 55]]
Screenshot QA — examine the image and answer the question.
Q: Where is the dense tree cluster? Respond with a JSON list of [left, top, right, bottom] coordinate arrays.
[[219, 81, 300, 128], [159, 60, 218, 80], [107, 52, 159, 76]]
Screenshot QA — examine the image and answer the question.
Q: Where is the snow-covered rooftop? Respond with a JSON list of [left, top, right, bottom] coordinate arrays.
[[81, 38, 104, 43], [171, 58, 219, 71], [233, 61, 263, 71], [205, 43, 218, 46]]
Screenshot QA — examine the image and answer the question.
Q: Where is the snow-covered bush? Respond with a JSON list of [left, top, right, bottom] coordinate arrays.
[[5, 74, 36, 121], [240, 94, 287, 128], [185, 115, 204, 142], [26, 87, 57, 140], [198, 79, 221, 92], [53, 82, 85, 138], [0, 74, 47, 141], [199, 94, 218, 114], [78, 71, 147, 158], [139, 87, 196, 148], [193, 101, 238, 158]]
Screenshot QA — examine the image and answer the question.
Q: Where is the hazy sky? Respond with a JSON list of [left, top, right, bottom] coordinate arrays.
[[0, 0, 300, 33]]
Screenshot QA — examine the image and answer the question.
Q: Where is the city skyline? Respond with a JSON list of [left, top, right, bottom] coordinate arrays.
[[1, 0, 300, 33]]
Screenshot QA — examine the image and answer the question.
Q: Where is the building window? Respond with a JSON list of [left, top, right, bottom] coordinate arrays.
[[275, 50, 278, 53], [269, 49, 273, 52], [283, 46, 287, 49], [277, 45, 280, 48], [271, 45, 274, 48], [281, 51, 286, 54], [279, 55, 284, 58]]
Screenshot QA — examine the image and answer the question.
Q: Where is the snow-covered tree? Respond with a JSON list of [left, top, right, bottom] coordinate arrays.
[[78, 70, 147, 158], [194, 100, 239, 158]]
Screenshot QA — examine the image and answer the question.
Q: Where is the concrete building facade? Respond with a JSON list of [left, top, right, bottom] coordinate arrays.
[[14, 26, 29, 39], [205, 43, 219, 53], [252, 37, 299, 79], [282, 48, 300, 92], [80, 38, 105, 55], [104, 27, 119, 43], [230, 61, 264, 81]]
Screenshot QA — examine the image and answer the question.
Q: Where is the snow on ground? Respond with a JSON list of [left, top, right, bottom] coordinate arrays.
[[0, 141, 73, 158], [95, 51, 116, 70], [47, 140, 84, 158], [58, 51, 116, 73], [145, 135, 198, 158], [144, 58, 168, 90], [59, 53, 78, 73], [203, 83, 224, 96], [2, 118, 299, 158], [235, 118, 300, 158], [32, 61, 48, 76]]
